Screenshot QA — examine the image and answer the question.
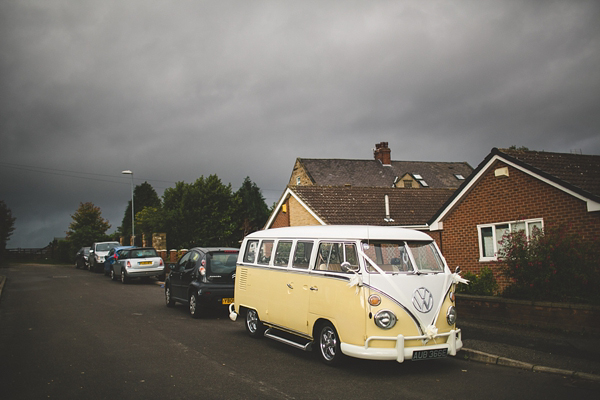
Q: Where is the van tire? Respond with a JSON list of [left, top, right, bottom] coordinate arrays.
[[316, 322, 342, 366], [245, 309, 265, 338]]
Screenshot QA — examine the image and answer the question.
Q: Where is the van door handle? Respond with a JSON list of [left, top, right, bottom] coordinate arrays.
[[310, 286, 318, 291], [287, 283, 293, 289]]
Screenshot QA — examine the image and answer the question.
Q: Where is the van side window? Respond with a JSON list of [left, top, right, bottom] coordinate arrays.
[[292, 241, 313, 269], [316, 242, 358, 273], [274, 241, 292, 267], [243, 240, 259, 263], [257, 240, 274, 265]]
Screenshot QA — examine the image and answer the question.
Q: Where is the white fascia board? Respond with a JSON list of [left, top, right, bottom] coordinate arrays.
[[429, 156, 500, 230], [430, 154, 600, 232], [287, 189, 327, 225], [264, 187, 327, 229], [500, 157, 600, 212]]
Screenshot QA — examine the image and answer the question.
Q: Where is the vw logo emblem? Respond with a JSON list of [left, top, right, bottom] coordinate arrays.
[[412, 287, 434, 313]]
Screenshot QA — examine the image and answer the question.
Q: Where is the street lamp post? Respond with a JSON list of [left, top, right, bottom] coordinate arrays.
[[122, 170, 134, 245]]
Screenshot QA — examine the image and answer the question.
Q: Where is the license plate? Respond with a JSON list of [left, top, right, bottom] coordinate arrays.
[[139, 261, 152, 265], [412, 348, 448, 361], [222, 298, 234, 305]]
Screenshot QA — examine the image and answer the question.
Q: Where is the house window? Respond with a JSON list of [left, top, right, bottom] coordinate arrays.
[[296, 177, 301, 185], [477, 219, 543, 261], [455, 174, 465, 180]]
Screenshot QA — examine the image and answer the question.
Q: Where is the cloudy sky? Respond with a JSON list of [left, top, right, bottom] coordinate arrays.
[[1, 0, 599, 248]]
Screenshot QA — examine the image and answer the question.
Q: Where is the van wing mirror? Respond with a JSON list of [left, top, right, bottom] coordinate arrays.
[[341, 261, 359, 273]]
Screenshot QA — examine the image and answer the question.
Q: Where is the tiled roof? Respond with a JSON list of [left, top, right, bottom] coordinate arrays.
[[291, 185, 455, 226], [499, 149, 600, 199], [297, 158, 473, 189]]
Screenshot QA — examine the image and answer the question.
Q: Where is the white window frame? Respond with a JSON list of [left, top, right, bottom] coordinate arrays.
[[477, 218, 544, 262]]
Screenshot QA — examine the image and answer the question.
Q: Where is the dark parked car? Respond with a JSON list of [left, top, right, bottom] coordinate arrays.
[[165, 247, 239, 318], [89, 241, 121, 272], [110, 247, 165, 283], [103, 246, 134, 276], [75, 247, 90, 269]]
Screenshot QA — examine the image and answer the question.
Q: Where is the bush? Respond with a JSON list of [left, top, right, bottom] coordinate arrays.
[[498, 224, 600, 304], [456, 266, 498, 296]]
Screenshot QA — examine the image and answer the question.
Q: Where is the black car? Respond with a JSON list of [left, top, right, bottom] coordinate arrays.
[[165, 247, 239, 318], [75, 247, 90, 269]]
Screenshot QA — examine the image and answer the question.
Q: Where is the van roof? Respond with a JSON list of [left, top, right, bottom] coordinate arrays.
[[245, 225, 433, 241]]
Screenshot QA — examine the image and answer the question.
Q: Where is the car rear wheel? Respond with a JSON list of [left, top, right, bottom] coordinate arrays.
[[110, 267, 117, 281], [121, 270, 129, 284], [165, 285, 175, 307], [189, 292, 201, 319], [317, 322, 343, 366], [245, 309, 265, 338]]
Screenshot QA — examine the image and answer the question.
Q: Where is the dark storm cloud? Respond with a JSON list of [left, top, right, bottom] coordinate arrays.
[[1, 0, 599, 248]]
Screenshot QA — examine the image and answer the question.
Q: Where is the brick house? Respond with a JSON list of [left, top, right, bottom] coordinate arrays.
[[428, 147, 600, 288], [265, 142, 473, 229]]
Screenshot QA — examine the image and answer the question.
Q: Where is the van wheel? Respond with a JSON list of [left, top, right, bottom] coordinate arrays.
[[245, 309, 265, 338], [317, 322, 342, 366], [189, 292, 201, 318]]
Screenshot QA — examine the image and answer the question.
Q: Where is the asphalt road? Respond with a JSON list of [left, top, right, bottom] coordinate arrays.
[[1, 263, 598, 400]]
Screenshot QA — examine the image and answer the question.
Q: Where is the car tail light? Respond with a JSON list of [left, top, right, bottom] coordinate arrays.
[[127, 261, 131, 267], [160, 258, 164, 266]]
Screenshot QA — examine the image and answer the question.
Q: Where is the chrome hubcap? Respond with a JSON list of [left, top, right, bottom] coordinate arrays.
[[320, 327, 337, 361], [190, 294, 196, 314], [247, 310, 258, 333]]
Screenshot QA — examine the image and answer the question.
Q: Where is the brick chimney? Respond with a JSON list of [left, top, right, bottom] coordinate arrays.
[[374, 142, 391, 166]]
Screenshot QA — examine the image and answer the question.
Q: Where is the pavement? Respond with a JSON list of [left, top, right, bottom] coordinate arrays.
[[459, 318, 600, 382], [0, 273, 598, 382]]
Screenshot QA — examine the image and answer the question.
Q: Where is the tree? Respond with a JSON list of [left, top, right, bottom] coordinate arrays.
[[66, 202, 111, 252], [162, 175, 238, 249], [0, 200, 16, 264], [233, 177, 270, 241], [120, 181, 161, 244]]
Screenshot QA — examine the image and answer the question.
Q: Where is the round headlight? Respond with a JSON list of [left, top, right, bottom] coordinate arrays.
[[374, 310, 397, 329], [446, 306, 457, 325]]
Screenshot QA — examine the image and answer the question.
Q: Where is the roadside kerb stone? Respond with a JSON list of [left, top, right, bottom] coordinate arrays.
[[0, 275, 6, 302], [462, 348, 498, 364], [574, 371, 600, 382], [533, 365, 574, 377], [462, 347, 600, 382], [497, 357, 534, 371]]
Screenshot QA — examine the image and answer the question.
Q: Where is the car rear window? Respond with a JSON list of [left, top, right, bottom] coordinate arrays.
[[129, 248, 158, 258], [208, 251, 239, 274]]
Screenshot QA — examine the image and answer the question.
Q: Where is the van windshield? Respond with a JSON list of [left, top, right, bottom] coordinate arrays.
[[362, 241, 444, 274]]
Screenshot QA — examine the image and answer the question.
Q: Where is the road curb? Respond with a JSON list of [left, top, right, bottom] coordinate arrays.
[[461, 348, 600, 382], [0, 275, 5, 303]]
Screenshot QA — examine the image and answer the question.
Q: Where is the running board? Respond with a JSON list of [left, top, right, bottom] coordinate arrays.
[[264, 328, 313, 351]]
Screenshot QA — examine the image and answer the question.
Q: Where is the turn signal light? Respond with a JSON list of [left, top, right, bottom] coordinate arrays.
[[368, 294, 381, 307]]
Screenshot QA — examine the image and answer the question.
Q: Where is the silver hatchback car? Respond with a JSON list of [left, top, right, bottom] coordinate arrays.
[[110, 247, 165, 283]]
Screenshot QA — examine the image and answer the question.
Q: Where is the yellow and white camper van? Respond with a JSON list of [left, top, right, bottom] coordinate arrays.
[[230, 225, 465, 365]]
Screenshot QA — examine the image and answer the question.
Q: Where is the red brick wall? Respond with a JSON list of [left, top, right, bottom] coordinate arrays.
[[270, 198, 290, 228], [438, 160, 600, 289]]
